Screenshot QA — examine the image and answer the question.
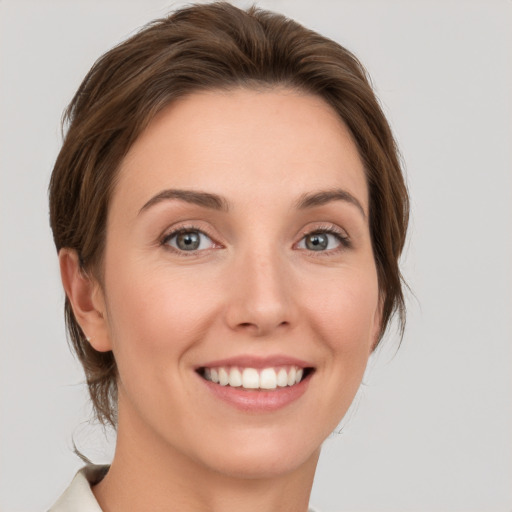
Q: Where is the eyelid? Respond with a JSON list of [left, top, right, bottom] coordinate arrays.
[[158, 221, 350, 255], [160, 223, 222, 253], [295, 223, 351, 251]]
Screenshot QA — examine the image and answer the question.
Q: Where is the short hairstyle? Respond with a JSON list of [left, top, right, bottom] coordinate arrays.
[[49, 2, 409, 427]]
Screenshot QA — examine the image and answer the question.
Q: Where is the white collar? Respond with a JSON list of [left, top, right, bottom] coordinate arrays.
[[49, 465, 108, 512]]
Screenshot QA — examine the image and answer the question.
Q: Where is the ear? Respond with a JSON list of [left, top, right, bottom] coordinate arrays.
[[59, 248, 112, 352], [369, 295, 384, 353]]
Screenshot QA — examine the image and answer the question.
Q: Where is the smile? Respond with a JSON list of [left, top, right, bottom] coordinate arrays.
[[198, 365, 311, 390]]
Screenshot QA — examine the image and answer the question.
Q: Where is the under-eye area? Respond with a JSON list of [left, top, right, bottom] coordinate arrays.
[[196, 366, 315, 390]]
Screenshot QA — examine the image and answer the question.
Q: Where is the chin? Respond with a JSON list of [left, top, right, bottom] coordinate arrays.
[[192, 425, 322, 480], [208, 449, 318, 480]]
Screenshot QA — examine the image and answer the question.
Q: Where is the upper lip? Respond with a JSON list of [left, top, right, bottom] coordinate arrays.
[[196, 354, 314, 370]]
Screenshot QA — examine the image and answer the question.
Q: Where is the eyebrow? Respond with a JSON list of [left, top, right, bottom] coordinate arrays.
[[295, 188, 367, 219], [139, 189, 230, 214], [138, 187, 366, 219]]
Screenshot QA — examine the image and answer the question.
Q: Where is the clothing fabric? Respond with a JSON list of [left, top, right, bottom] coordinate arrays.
[[49, 465, 319, 511], [49, 465, 108, 512]]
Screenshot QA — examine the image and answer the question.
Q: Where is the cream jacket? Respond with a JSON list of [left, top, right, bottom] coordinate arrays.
[[49, 465, 319, 511]]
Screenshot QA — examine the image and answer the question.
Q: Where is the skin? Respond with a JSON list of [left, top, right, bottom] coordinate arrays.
[[60, 87, 382, 512]]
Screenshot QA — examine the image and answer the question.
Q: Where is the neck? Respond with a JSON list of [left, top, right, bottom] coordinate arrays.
[[92, 401, 319, 512]]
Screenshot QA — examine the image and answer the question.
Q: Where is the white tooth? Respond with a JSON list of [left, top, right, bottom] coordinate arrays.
[[260, 368, 277, 389], [210, 368, 219, 384], [287, 366, 296, 386], [295, 368, 304, 384], [203, 368, 211, 381], [242, 368, 259, 389], [276, 368, 288, 387], [229, 367, 242, 387], [219, 367, 229, 386]]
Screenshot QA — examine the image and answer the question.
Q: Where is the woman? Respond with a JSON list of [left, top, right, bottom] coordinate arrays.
[[48, 2, 408, 511]]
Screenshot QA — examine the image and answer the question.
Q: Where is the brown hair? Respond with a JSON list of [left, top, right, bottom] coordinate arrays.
[[49, 2, 409, 427]]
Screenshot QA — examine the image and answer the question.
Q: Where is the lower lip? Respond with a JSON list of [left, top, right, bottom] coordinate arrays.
[[199, 373, 312, 412]]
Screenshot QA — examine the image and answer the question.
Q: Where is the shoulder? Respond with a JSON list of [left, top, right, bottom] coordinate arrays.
[[48, 465, 109, 512]]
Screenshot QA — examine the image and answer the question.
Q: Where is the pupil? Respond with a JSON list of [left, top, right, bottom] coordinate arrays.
[[306, 233, 328, 251], [177, 231, 200, 250]]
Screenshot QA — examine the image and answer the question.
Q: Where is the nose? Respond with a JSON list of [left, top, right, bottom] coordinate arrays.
[[224, 248, 297, 337]]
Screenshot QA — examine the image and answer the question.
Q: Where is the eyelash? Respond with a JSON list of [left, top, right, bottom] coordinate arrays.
[[160, 224, 219, 255], [160, 224, 351, 255], [296, 225, 351, 253]]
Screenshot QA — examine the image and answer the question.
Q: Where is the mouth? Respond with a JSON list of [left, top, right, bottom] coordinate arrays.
[[196, 365, 315, 391]]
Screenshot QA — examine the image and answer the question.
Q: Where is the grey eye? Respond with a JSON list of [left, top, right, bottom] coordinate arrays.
[[176, 231, 200, 250], [305, 233, 329, 251], [298, 232, 343, 251], [166, 230, 214, 251]]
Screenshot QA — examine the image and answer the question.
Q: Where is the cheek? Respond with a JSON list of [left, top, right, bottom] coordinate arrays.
[[307, 269, 379, 351], [102, 258, 230, 365], [291, 267, 380, 437], [303, 265, 379, 419]]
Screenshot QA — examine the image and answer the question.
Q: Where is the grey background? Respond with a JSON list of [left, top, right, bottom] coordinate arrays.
[[1, 1, 511, 511]]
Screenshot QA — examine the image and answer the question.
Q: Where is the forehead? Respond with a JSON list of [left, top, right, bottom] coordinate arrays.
[[112, 87, 368, 216]]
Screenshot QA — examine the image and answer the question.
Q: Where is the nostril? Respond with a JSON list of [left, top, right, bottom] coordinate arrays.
[[235, 320, 289, 336]]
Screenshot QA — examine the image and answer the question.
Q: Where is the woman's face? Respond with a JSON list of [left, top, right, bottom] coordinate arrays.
[[96, 88, 381, 478]]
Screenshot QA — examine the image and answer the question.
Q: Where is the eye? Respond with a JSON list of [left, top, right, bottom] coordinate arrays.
[[163, 228, 215, 252], [297, 230, 348, 252]]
